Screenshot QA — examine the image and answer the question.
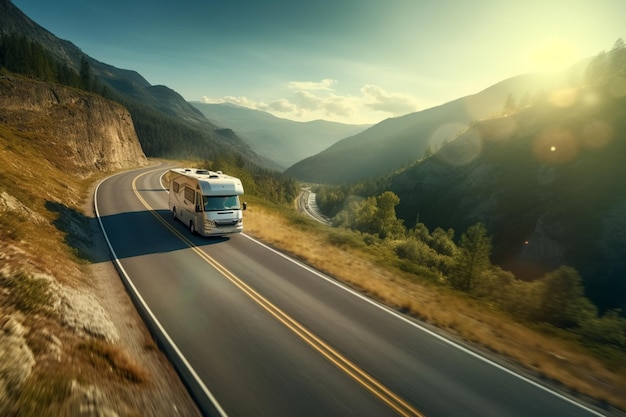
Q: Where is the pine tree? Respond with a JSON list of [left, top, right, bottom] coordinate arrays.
[[79, 56, 91, 90], [609, 38, 626, 77], [448, 223, 492, 292], [373, 191, 405, 239], [503, 93, 517, 115]]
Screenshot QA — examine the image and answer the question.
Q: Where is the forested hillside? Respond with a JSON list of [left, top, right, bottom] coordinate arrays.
[[391, 90, 625, 306], [315, 40, 626, 335]]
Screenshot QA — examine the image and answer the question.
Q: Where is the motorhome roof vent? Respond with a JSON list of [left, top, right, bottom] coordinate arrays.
[[184, 168, 191, 172], [216, 171, 223, 175], [196, 169, 210, 175]]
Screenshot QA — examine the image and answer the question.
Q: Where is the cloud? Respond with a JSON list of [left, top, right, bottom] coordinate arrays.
[[293, 90, 324, 110], [201, 95, 258, 108], [292, 90, 356, 118], [361, 84, 420, 115], [288, 79, 337, 91], [319, 95, 355, 118], [263, 99, 298, 113], [202, 80, 420, 124]]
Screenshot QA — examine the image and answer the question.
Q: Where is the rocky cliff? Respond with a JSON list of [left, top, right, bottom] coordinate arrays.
[[0, 75, 147, 172], [0, 75, 173, 415]]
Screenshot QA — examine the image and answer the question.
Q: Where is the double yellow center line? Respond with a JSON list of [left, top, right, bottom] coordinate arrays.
[[132, 170, 425, 417]]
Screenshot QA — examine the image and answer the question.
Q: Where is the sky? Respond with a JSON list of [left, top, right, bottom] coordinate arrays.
[[11, 0, 626, 125]]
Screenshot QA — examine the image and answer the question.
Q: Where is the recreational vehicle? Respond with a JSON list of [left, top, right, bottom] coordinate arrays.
[[167, 168, 246, 236]]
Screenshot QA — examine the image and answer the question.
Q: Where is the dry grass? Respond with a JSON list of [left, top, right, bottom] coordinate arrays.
[[244, 199, 626, 413], [77, 339, 151, 384], [0, 272, 55, 316], [0, 122, 157, 414], [0, 124, 92, 284]]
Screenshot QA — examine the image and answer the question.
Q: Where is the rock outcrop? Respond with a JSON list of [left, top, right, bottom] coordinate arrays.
[[0, 75, 147, 172], [0, 314, 36, 410]]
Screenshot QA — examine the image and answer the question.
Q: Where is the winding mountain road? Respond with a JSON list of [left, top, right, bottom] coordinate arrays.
[[94, 163, 608, 417]]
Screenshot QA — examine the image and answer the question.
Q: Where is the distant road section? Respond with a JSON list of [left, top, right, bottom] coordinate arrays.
[[297, 187, 332, 225]]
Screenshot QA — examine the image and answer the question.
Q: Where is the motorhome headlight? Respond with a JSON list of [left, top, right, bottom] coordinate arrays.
[[204, 219, 216, 227]]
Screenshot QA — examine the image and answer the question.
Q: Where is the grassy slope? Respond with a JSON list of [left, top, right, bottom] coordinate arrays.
[[243, 196, 626, 414], [0, 123, 89, 281]]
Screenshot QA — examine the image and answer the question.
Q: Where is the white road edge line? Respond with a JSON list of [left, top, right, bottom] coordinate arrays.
[[240, 233, 609, 417], [95, 169, 229, 417], [157, 171, 607, 417]]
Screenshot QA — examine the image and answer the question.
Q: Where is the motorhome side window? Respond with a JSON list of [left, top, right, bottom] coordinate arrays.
[[172, 181, 180, 194], [184, 186, 195, 204]]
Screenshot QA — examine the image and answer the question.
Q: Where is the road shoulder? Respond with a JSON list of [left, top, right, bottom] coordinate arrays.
[[83, 174, 202, 417]]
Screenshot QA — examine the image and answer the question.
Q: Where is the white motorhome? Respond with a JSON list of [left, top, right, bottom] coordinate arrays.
[[167, 168, 246, 236]]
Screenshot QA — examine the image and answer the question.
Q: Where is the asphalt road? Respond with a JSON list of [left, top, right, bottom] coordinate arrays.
[[94, 163, 610, 417]]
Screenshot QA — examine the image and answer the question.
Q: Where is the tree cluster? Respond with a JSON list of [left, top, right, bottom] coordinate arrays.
[[201, 156, 298, 206], [316, 187, 626, 352], [585, 38, 626, 85], [0, 34, 105, 95], [332, 191, 405, 239]]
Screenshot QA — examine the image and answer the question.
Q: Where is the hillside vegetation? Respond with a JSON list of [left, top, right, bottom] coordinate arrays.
[[244, 197, 626, 414], [310, 40, 626, 385]]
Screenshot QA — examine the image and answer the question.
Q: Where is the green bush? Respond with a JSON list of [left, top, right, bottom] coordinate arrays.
[[532, 266, 597, 328], [579, 310, 626, 349]]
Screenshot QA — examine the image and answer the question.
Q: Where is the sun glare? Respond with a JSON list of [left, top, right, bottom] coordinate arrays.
[[533, 127, 579, 165], [527, 38, 578, 72]]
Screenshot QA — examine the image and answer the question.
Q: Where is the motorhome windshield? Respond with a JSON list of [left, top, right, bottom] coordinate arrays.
[[203, 195, 241, 211]]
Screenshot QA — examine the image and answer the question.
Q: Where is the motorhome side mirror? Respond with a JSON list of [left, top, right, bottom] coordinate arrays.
[[242, 202, 247, 211]]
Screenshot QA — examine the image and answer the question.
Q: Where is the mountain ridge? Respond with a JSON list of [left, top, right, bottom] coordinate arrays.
[[285, 69, 589, 184], [191, 101, 370, 170]]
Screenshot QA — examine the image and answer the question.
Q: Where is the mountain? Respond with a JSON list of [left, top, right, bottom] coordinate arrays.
[[0, 0, 266, 167], [0, 0, 201, 124], [285, 69, 589, 184], [383, 84, 626, 312], [191, 102, 370, 170]]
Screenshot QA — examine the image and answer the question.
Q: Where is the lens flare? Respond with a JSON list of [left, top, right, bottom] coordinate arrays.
[[429, 123, 468, 149], [483, 117, 519, 143], [533, 127, 579, 164], [548, 88, 578, 108]]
